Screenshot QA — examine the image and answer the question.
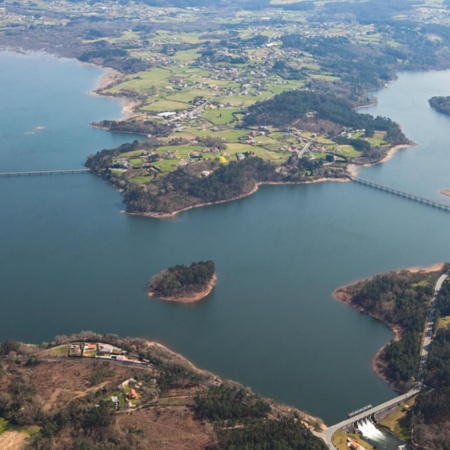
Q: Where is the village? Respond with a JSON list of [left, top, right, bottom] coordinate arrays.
[[66, 341, 157, 411]]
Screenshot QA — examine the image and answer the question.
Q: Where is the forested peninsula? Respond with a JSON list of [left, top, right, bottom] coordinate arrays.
[[429, 96, 450, 115], [333, 263, 450, 448], [148, 260, 216, 302], [0, 332, 326, 450]]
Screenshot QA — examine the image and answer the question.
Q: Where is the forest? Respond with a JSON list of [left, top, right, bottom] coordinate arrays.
[[148, 260, 215, 299], [428, 96, 450, 116], [343, 270, 435, 391], [91, 119, 173, 137], [194, 385, 327, 450], [123, 157, 286, 214], [412, 280, 450, 448], [244, 90, 408, 149]]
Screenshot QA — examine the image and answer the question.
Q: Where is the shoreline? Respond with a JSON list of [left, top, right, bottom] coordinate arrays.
[[148, 274, 217, 303], [332, 285, 403, 391], [126, 177, 349, 219], [121, 140, 416, 221], [331, 262, 444, 390], [90, 66, 140, 119], [376, 143, 416, 165], [145, 338, 326, 429], [346, 143, 416, 178]]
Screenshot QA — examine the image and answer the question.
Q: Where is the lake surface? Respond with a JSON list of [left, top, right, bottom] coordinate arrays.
[[1, 51, 450, 424]]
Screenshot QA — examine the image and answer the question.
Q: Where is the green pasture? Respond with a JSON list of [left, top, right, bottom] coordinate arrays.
[[107, 67, 173, 94], [202, 108, 237, 125], [335, 145, 361, 158], [141, 99, 189, 112]]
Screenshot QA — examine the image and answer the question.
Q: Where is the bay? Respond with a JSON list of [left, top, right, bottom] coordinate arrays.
[[1, 52, 450, 424]]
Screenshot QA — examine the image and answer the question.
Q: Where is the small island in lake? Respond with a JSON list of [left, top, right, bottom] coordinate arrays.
[[148, 260, 216, 303], [429, 96, 450, 115]]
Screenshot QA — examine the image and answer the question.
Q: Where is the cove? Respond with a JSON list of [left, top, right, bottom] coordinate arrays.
[[1, 52, 450, 424]]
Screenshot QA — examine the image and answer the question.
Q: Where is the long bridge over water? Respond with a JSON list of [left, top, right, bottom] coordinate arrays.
[[0, 169, 90, 177], [345, 174, 450, 212]]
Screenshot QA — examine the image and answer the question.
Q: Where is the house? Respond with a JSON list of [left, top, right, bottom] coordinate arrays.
[[98, 344, 116, 354], [119, 378, 137, 389], [83, 343, 97, 352], [68, 344, 82, 357], [128, 389, 138, 400], [157, 111, 176, 118]]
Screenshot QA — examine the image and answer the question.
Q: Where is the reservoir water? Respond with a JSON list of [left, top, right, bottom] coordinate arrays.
[[1, 51, 450, 424]]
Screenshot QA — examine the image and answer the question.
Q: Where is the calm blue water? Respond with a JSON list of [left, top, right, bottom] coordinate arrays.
[[1, 52, 450, 424]]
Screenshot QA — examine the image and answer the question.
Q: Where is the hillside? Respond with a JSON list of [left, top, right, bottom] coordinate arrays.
[[0, 333, 326, 450]]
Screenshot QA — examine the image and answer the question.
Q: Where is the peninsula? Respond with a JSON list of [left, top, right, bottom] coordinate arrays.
[[148, 260, 216, 302], [333, 263, 449, 392], [329, 263, 450, 449], [0, 332, 326, 450], [429, 96, 450, 116], [5, 0, 449, 217]]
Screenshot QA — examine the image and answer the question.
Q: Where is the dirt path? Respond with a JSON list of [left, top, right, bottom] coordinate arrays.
[[0, 431, 29, 450]]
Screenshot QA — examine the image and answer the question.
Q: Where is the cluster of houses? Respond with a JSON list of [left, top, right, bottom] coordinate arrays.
[[68, 342, 147, 366], [110, 377, 156, 410]]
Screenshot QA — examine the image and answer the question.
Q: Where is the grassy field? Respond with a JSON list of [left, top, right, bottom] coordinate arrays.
[[437, 315, 450, 330], [202, 108, 237, 125], [141, 99, 189, 112], [0, 418, 9, 435], [378, 397, 416, 440], [335, 145, 362, 158]]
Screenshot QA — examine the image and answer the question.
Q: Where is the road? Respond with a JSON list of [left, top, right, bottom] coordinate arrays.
[[416, 273, 448, 384], [317, 387, 420, 448], [318, 272, 448, 449]]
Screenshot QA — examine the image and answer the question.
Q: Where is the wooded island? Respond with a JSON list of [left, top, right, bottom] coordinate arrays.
[[148, 260, 216, 302]]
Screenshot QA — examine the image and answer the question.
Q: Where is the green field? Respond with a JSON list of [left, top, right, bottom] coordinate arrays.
[[437, 315, 450, 330], [0, 418, 9, 434], [378, 397, 416, 440], [202, 108, 238, 125]]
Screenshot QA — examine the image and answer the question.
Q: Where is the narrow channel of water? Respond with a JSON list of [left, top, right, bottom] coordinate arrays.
[[1, 53, 450, 423]]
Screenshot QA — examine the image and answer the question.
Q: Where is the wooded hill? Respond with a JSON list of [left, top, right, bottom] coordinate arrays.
[[244, 90, 408, 147]]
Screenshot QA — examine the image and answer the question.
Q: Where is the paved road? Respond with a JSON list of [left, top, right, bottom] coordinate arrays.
[[417, 273, 448, 384], [318, 272, 448, 449], [317, 388, 420, 448]]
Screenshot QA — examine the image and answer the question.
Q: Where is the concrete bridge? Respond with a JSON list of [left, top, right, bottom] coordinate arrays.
[[0, 169, 90, 177], [318, 388, 420, 448], [345, 174, 450, 212], [318, 273, 449, 449]]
